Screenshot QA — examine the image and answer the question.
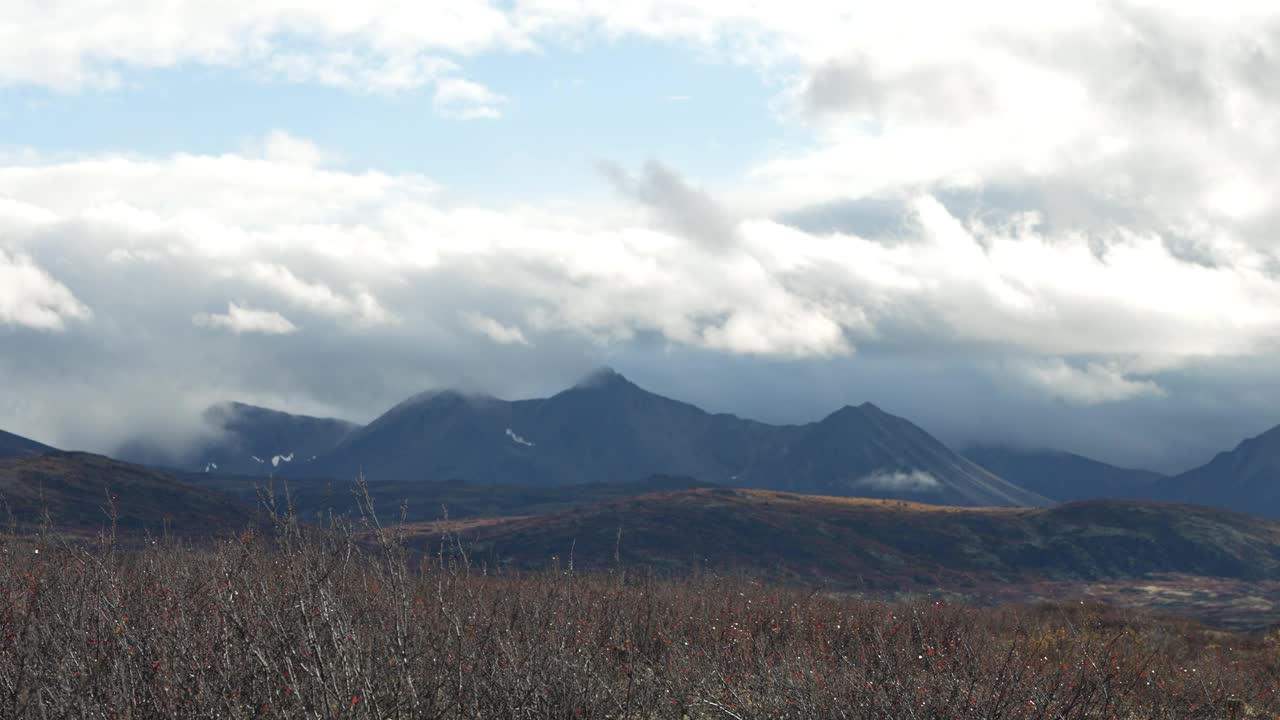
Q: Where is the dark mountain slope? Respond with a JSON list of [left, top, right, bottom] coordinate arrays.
[[749, 403, 1046, 506], [512, 369, 793, 486], [1163, 423, 1280, 518], [313, 371, 792, 486], [964, 446, 1165, 503], [315, 390, 530, 484], [118, 402, 359, 476], [0, 429, 57, 457]]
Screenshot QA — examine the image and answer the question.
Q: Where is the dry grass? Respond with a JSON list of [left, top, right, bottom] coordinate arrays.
[[734, 489, 1030, 514], [0, 490, 1277, 719]]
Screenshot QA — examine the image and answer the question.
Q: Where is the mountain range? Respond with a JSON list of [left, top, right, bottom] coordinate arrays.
[[7, 379, 1280, 626], [186, 369, 1046, 507], [102, 368, 1280, 515]]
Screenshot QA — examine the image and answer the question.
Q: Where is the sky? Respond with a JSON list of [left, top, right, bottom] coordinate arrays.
[[3, 1, 1280, 473]]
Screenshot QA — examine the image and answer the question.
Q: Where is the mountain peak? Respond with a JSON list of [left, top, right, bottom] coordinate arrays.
[[203, 401, 358, 427], [572, 366, 635, 390], [394, 388, 498, 412], [823, 402, 884, 423], [205, 400, 306, 419]]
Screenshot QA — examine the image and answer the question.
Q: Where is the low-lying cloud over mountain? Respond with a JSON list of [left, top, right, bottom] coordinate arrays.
[[166, 370, 1040, 507], [853, 471, 942, 494]]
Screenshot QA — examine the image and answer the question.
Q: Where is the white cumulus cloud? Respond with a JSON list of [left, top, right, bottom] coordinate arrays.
[[433, 77, 509, 119], [193, 302, 298, 335], [462, 312, 530, 346], [245, 262, 396, 326], [0, 249, 91, 331], [2, 137, 1280, 373], [0, 0, 526, 92]]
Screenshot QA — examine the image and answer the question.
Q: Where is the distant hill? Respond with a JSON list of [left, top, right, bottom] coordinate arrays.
[[184, 472, 715, 525], [118, 402, 359, 476], [0, 452, 251, 535], [1162, 424, 1280, 518], [443, 488, 1280, 586], [0, 429, 57, 457], [964, 446, 1165, 503], [303, 369, 1047, 507]]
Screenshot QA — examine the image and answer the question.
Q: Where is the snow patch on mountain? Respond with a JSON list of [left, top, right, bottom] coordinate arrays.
[[506, 429, 534, 447], [271, 452, 294, 467]]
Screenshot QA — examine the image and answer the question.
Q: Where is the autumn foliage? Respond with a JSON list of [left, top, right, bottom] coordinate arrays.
[[0, 502, 1277, 719]]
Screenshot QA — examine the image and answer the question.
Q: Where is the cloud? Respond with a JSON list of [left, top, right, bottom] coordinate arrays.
[[745, 196, 1280, 363], [433, 77, 508, 119], [853, 470, 941, 494], [193, 302, 298, 335], [0, 148, 438, 231], [743, 3, 1280, 243], [260, 131, 325, 168], [246, 262, 396, 326], [0, 249, 91, 331], [0, 1, 526, 92], [3, 138, 1279, 376], [263, 52, 460, 95], [803, 53, 994, 121], [1012, 359, 1166, 405], [0, 4, 511, 117], [462, 312, 530, 346], [602, 160, 739, 250], [7, 0, 1280, 473]]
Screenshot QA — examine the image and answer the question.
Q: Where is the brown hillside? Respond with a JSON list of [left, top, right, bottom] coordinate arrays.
[[0, 452, 253, 536], [431, 488, 1280, 588]]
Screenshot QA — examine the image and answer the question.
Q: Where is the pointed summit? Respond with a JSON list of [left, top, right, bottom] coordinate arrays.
[[797, 401, 1048, 506], [572, 366, 635, 390], [819, 402, 886, 420], [820, 402, 882, 425]]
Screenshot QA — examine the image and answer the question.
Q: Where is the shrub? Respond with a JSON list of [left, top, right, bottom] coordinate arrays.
[[0, 496, 1276, 718]]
